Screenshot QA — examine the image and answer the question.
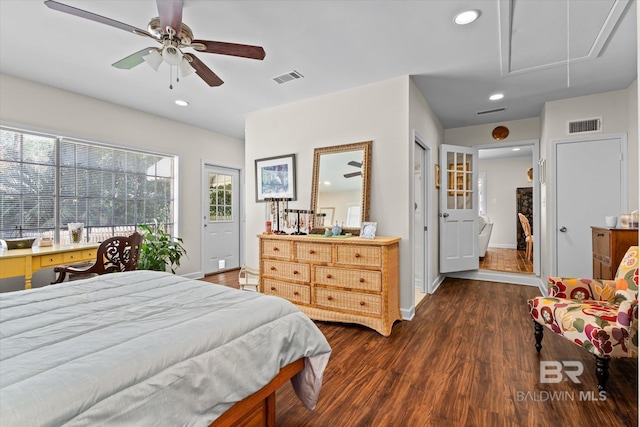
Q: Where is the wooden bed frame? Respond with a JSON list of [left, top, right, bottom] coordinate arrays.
[[210, 358, 304, 427]]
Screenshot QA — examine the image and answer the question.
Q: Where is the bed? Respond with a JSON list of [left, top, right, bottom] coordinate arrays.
[[0, 270, 331, 426]]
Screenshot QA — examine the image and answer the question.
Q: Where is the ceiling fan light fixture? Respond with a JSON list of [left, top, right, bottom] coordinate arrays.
[[178, 57, 195, 78], [174, 100, 189, 107], [454, 10, 480, 25], [143, 49, 163, 71], [162, 45, 183, 66], [489, 93, 504, 101]]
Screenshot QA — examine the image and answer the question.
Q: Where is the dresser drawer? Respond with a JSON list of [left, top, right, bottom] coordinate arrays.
[[63, 250, 84, 263], [592, 228, 611, 260], [261, 239, 292, 259], [336, 245, 381, 267], [315, 266, 381, 292], [39, 253, 64, 267], [263, 279, 310, 304], [83, 249, 97, 259], [0, 258, 26, 277], [315, 288, 381, 315], [295, 242, 332, 263], [262, 260, 310, 282]]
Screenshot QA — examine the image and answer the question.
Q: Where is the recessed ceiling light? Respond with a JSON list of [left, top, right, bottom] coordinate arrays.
[[323, 181, 331, 186], [454, 10, 480, 25], [174, 100, 189, 107], [489, 93, 504, 101], [512, 148, 521, 151]]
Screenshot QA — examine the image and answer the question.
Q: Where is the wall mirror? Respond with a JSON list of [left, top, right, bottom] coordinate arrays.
[[310, 141, 372, 234]]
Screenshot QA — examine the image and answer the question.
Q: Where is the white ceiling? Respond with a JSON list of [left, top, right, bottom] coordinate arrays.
[[0, 0, 636, 140]]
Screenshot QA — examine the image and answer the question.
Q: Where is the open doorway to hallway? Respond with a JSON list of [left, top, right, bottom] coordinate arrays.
[[478, 143, 536, 276]]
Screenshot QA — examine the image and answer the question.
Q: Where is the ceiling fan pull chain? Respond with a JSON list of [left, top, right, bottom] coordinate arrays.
[[169, 65, 173, 90]]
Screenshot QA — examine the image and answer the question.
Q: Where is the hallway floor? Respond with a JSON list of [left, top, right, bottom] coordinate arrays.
[[479, 247, 533, 274]]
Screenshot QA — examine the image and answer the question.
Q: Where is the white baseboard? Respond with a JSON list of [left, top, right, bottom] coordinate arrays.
[[446, 270, 543, 287], [401, 306, 415, 321]]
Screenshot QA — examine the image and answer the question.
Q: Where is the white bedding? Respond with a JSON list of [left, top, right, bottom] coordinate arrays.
[[0, 270, 331, 426]]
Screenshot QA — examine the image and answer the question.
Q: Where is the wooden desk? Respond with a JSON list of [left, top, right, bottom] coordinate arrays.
[[0, 243, 100, 289]]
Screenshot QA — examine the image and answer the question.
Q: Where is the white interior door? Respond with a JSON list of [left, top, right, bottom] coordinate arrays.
[[439, 144, 478, 273], [203, 164, 240, 274], [555, 136, 626, 277]]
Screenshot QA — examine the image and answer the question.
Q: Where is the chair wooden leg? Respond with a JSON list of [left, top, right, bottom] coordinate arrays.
[[595, 355, 609, 394], [534, 321, 543, 353]]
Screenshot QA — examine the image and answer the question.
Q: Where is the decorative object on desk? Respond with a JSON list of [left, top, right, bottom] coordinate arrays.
[[620, 213, 631, 228], [68, 223, 84, 243], [4, 238, 36, 250], [266, 197, 291, 234], [324, 228, 332, 237], [38, 237, 53, 247], [138, 222, 187, 274], [265, 221, 272, 234], [360, 222, 377, 239], [605, 216, 617, 228], [491, 125, 509, 140], [255, 154, 296, 202], [332, 222, 342, 236], [631, 211, 639, 228]]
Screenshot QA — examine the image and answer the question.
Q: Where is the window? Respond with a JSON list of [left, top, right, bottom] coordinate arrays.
[[208, 173, 232, 221], [0, 127, 177, 243]]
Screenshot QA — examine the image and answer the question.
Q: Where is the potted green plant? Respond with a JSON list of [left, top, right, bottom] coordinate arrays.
[[137, 222, 187, 274]]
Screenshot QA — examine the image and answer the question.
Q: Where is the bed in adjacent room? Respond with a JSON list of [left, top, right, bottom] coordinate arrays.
[[0, 270, 331, 426]]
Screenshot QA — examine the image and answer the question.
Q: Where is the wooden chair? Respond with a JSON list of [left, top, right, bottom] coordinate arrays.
[[52, 232, 143, 284], [518, 212, 533, 261]]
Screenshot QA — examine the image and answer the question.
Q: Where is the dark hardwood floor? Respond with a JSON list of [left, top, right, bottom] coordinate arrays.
[[480, 247, 533, 274], [203, 271, 638, 427]]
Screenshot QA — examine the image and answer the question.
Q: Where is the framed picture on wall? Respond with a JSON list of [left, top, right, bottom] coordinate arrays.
[[255, 154, 297, 202]]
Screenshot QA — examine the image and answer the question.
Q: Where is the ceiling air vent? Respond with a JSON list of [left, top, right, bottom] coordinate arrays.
[[567, 117, 602, 134], [273, 70, 304, 84], [476, 107, 506, 116]]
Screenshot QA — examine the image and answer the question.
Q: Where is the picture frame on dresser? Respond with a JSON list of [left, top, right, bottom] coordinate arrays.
[[360, 222, 377, 239], [255, 154, 297, 202]]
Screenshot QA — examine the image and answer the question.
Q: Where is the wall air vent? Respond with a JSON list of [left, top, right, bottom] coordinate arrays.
[[567, 117, 602, 134], [476, 107, 506, 116], [273, 70, 304, 84]]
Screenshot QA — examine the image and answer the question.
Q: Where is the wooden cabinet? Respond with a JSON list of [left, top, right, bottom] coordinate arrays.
[[591, 227, 638, 280], [258, 234, 401, 336]]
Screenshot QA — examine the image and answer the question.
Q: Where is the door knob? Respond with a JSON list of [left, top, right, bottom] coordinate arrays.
[[560, 226, 567, 232], [442, 213, 449, 218]]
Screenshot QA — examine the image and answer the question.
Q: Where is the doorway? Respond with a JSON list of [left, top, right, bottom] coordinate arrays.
[[552, 134, 627, 277], [202, 164, 241, 275], [413, 133, 430, 303]]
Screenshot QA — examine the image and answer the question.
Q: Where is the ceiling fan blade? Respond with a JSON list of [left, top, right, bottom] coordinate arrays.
[[343, 172, 362, 178], [112, 48, 156, 70], [347, 161, 363, 168], [184, 54, 223, 87], [44, 0, 156, 39], [191, 40, 266, 60], [156, 0, 183, 35]]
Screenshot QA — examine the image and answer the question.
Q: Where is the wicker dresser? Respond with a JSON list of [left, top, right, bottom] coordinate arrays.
[[258, 234, 401, 336]]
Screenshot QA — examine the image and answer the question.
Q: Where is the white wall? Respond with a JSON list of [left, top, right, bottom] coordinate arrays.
[[479, 156, 533, 248], [246, 76, 442, 316], [0, 73, 244, 286]]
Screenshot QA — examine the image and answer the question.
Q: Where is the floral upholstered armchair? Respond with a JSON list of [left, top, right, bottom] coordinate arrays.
[[528, 246, 638, 393]]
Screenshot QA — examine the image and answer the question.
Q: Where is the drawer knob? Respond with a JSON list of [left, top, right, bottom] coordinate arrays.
[[271, 286, 276, 291], [273, 247, 279, 251], [293, 270, 299, 275], [294, 291, 300, 296], [309, 249, 315, 254], [354, 253, 361, 258], [70, 255, 75, 259], [326, 274, 332, 279], [327, 296, 333, 301], [50, 258, 55, 262], [360, 301, 365, 306], [270, 266, 276, 271], [597, 233, 605, 237], [359, 278, 365, 283]]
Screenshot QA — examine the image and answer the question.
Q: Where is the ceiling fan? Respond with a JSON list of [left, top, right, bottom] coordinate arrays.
[[44, 0, 265, 87], [343, 160, 362, 178]]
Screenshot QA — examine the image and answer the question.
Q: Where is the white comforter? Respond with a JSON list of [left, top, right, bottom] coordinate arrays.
[[0, 271, 331, 426]]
